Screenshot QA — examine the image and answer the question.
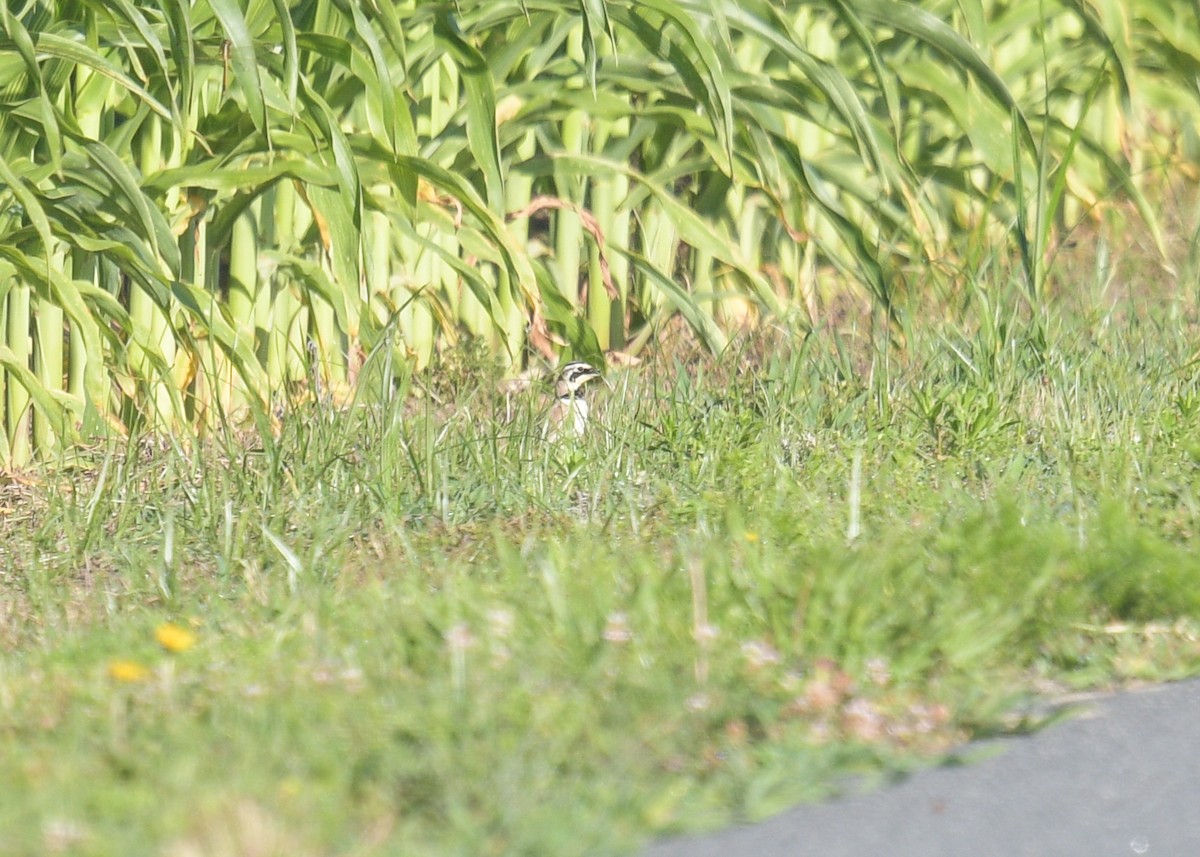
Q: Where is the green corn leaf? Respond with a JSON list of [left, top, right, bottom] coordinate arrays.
[[300, 182, 363, 338], [33, 33, 172, 122], [392, 154, 537, 311], [298, 79, 362, 229], [262, 248, 353, 340], [546, 151, 785, 317], [0, 343, 82, 425], [0, 5, 63, 173], [98, 0, 175, 109], [150, 158, 336, 194], [0, 246, 112, 417], [579, 0, 614, 93], [390, 217, 505, 336], [346, 2, 399, 155], [1063, 0, 1134, 111], [434, 11, 505, 213], [208, 0, 268, 141], [160, 0, 195, 122], [267, 0, 298, 108], [726, 1, 892, 184], [854, 0, 1037, 154], [619, 249, 727, 354], [610, 1, 735, 172], [533, 261, 605, 364], [0, 150, 54, 254], [168, 278, 270, 397], [83, 140, 181, 276]]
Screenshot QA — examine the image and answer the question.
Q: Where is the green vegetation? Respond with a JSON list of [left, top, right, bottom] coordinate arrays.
[[4, 293, 1200, 854], [2, 1, 1199, 463], [3, 1, 1200, 854]]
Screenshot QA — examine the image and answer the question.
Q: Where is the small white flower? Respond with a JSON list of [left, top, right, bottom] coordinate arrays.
[[602, 612, 634, 644], [693, 623, 720, 644], [486, 607, 516, 640], [43, 818, 87, 852], [842, 698, 885, 742], [444, 623, 475, 653], [866, 656, 891, 687], [741, 640, 781, 670]]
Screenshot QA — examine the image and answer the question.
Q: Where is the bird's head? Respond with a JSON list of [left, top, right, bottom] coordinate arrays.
[[555, 361, 604, 398]]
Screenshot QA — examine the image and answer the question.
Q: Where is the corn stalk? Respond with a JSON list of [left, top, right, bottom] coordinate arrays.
[[0, 0, 1196, 465]]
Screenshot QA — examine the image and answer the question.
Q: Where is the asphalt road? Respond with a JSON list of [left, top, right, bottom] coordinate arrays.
[[645, 678, 1200, 857]]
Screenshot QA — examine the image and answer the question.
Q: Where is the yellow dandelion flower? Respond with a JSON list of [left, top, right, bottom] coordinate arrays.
[[108, 660, 149, 682], [743, 531, 759, 543], [155, 623, 196, 653]]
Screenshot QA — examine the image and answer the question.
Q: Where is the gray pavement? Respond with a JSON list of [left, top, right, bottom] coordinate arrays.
[[646, 679, 1200, 857]]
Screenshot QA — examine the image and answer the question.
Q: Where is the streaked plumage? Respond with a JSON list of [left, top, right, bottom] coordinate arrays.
[[544, 361, 603, 441]]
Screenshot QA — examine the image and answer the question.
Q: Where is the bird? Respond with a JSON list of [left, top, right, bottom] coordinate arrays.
[[543, 361, 604, 441]]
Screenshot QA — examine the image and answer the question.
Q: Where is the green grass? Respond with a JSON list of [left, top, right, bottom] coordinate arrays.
[[3, 295, 1200, 856]]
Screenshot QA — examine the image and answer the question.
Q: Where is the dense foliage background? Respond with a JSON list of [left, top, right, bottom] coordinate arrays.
[[1, 0, 1198, 465]]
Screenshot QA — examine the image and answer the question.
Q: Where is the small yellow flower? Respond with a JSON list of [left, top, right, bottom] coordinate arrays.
[[155, 623, 196, 653], [108, 660, 149, 682], [743, 531, 759, 543]]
